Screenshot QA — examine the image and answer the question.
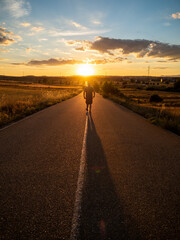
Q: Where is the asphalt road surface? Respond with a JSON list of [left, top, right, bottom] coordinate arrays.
[[0, 93, 180, 240]]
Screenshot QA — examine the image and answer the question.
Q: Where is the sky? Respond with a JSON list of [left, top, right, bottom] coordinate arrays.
[[0, 0, 180, 76]]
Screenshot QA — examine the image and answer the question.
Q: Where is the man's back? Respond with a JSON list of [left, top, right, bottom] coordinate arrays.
[[84, 86, 93, 99], [84, 86, 95, 106]]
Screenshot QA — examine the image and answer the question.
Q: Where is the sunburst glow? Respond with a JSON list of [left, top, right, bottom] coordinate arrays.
[[77, 64, 94, 76]]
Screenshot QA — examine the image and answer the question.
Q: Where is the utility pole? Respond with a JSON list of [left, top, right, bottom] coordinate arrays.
[[148, 65, 150, 83], [148, 66, 150, 78]]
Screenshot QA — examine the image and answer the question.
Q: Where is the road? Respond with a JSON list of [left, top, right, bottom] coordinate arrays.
[[0, 93, 180, 240]]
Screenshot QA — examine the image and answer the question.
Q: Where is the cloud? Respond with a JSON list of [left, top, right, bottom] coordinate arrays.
[[20, 22, 31, 27], [39, 38, 48, 41], [65, 40, 87, 45], [3, 0, 31, 18], [164, 22, 171, 26], [0, 27, 16, 45], [153, 67, 168, 69], [31, 26, 44, 32], [63, 18, 87, 30], [49, 29, 109, 37], [0, 27, 22, 45], [91, 20, 101, 25], [171, 12, 180, 19], [28, 58, 84, 66], [12, 58, 84, 66], [27, 26, 44, 35], [89, 57, 125, 64], [0, 27, 12, 36], [90, 12, 104, 25], [74, 37, 180, 60], [66, 40, 92, 51], [71, 21, 87, 30], [90, 37, 154, 55], [14, 34, 22, 41], [0, 48, 9, 52], [26, 48, 31, 52], [146, 42, 180, 60], [12, 57, 125, 66], [75, 47, 86, 51], [0, 36, 15, 45], [26, 48, 38, 53]]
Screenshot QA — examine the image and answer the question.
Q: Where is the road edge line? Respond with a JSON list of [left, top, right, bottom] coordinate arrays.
[[70, 113, 88, 240]]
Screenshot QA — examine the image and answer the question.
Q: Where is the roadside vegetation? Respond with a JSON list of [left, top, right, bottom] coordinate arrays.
[[0, 81, 82, 128], [94, 79, 180, 135], [1, 75, 180, 135]]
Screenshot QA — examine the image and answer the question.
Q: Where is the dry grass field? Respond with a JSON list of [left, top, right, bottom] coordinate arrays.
[[119, 88, 180, 116], [100, 81, 180, 135], [0, 80, 81, 89], [0, 81, 82, 128]]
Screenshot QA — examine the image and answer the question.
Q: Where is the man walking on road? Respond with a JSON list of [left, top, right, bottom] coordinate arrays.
[[83, 82, 95, 112]]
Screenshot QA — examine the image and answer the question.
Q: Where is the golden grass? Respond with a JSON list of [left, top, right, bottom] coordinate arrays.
[[0, 84, 82, 127], [119, 88, 180, 114], [0, 80, 81, 89], [101, 84, 180, 135], [108, 94, 180, 135]]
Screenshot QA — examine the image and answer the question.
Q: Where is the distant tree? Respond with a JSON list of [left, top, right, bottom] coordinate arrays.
[[102, 81, 113, 94], [102, 81, 120, 95], [174, 80, 180, 90]]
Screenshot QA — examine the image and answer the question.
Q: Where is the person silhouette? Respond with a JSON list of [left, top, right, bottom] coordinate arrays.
[[83, 82, 95, 112]]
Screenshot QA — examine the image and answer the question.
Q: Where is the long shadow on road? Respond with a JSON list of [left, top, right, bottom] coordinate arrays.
[[80, 113, 142, 240]]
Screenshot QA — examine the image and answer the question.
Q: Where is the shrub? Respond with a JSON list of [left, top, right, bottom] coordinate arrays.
[[102, 81, 119, 95], [174, 80, 180, 90], [150, 94, 163, 103], [102, 81, 112, 94], [146, 86, 156, 91], [93, 81, 100, 92]]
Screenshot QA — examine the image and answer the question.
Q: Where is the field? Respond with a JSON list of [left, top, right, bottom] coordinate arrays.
[[99, 79, 180, 135], [1, 76, 180, 134], [119, 88, 180, 115], [0, 80, 82, 128]]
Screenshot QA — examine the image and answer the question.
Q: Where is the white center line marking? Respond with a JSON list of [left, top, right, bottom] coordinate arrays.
[[70, 113, 89, 240]]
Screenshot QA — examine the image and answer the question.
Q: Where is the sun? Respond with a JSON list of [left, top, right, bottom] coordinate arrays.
[[77, 64, 94, 76]]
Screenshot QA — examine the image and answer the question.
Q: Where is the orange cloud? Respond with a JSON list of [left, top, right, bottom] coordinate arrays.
[[26, 48, 38, 53], [171, 12, 180, 19], [71, 21, 87, 30], [20, 22, 31, 27], [31, 26, 44, 32], [0, 27, 16, 45], [75, 47, 85, 51], [12, 57, 126, 66]]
